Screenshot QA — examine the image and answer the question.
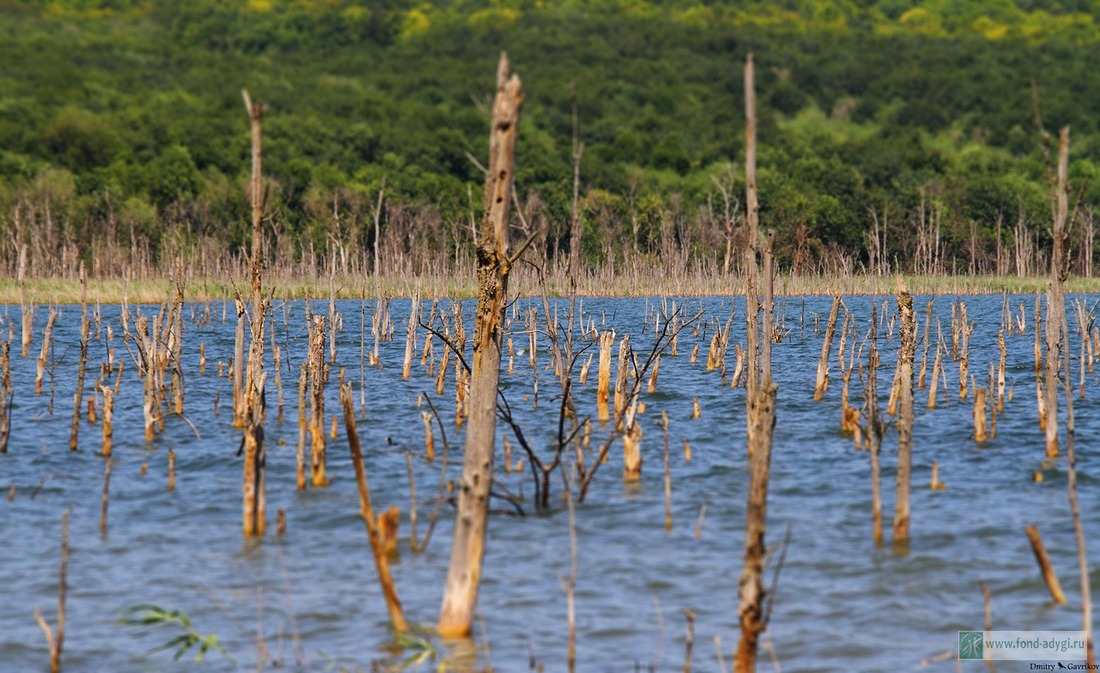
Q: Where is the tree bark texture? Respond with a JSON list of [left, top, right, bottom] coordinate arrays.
[[438, 53, 522, 639]]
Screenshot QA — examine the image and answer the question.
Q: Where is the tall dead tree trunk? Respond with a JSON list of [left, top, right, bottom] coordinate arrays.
[[438, 53, 522, 639], [1045, 127, 1069, 459], [742, 53, 760, 400], [865, 302, 885, 545], [243, 90, 264, 304], [736, 53, 779, 673], [241, 90, 268, 534], [1049, 126, 1093, 665]]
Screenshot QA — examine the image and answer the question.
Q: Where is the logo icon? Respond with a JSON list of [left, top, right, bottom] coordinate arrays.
[[959, 631, 984, 660]]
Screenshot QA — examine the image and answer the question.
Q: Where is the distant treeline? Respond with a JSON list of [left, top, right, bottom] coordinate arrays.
[[2, 0, 1100, 279]]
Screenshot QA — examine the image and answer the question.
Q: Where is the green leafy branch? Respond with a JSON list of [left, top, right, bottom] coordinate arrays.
[[120, 604, 235, 665]]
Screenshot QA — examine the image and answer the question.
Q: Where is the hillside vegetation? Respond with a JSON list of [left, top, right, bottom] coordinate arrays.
[[2, 0, 1100, 280]]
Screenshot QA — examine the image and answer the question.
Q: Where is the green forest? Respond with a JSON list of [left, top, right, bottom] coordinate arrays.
[[3, 0, 1100, 281]]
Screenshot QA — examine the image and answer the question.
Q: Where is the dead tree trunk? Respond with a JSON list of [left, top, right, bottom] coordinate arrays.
[[241, 90, 269, 535], [296, 362, 307, 490], [893, 280, 916, 547], [596, 331, 614, 421], [742, 53, 760, 401], [736, 235, 779, 673], [1025, 524, 1067, 604], [735, 53, 779, 673], [402, 293, 420, 379], [308, 316, 327, 487], [998, 329, 1007, 411], [168, 272, 185, 415], [928, 323, 943, 409], [1045, 127, 1069, 458], [68, 267, 88, 451], [917, 298, 933, 389], [864, 302, 885, 545], [36, 308, 58, 395], [19, 244, 33, 357], [0, 341, 10, 454], [99, 384, 113, 456], [813, 295, 841, 400], [232, 298, 246, 427], [613, 334, 631, 426], [1034, 296, 1045, 433], [1052, 127, 1093, 665], [1064, 330, 1097, 667], [958, 302, 971, 399], [241, 392, 266, 537], [438, 53, 522, 639], [973, 386, 988, 442], [243, 90, 265, 306], [342, 383, 408, 632]]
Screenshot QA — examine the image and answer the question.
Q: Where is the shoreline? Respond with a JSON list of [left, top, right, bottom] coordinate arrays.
[[0, 272, 1092, 304]]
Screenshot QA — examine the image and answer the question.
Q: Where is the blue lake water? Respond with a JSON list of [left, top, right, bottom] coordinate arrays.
[[1, 293, 1097, 672]]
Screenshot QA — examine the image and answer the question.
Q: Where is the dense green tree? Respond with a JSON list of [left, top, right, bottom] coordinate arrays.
[[3, 0, 1100, 273]]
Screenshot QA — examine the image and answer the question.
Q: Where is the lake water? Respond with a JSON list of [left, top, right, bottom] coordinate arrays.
[[1, 293, 1097, 672]]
